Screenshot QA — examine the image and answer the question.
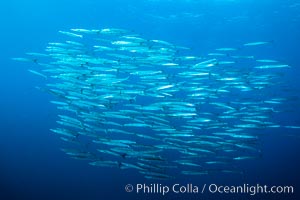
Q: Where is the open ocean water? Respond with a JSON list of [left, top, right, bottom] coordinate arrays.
[[0, 0, 300, 200]]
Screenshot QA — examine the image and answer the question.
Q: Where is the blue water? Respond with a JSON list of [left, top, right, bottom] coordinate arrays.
[[0, 0, 300, 199]]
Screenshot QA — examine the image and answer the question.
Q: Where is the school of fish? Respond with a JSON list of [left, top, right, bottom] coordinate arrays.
[[13, 28, 299, 180]]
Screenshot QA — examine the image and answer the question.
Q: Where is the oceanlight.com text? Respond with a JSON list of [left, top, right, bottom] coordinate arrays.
[[125, 183, 294, 196]]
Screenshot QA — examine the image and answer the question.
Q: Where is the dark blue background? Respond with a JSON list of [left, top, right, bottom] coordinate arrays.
[[0, 0, 299, 199]]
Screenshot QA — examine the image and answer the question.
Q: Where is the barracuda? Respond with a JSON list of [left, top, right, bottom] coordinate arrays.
[[14, 27, 295, 179]]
